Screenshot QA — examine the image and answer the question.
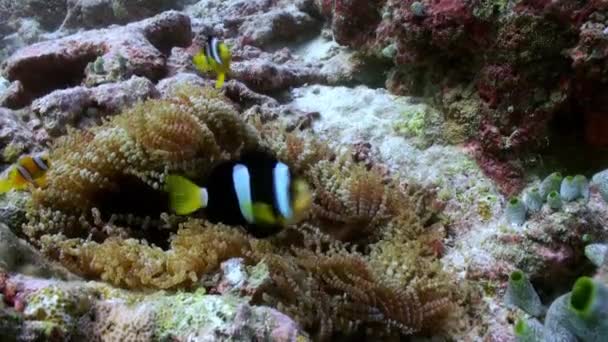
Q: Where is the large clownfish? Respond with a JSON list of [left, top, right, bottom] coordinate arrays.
[[165, 150, 312, 238], [193, 35, 232, 89], [0, 154, 50, 194]]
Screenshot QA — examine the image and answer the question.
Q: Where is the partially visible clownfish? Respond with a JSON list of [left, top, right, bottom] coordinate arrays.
[[0, 154, 50, 194], [193, 36, 232, 89], [165, 150, 312, 238]]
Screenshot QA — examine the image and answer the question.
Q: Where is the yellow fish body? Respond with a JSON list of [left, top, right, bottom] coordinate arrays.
[[0, 154, 50, 194], [193, 36, 232, 89]]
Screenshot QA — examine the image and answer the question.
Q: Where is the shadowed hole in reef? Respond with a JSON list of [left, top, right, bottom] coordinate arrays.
[[531, 104, 608, 177], [93, 175, 173, 250], [10, 49, 102, 107], [144, 23, 192, 56], [531, 257, 597, 306], [345, 54, 394, 89]]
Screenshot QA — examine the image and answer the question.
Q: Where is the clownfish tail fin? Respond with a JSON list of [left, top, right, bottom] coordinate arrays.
[[165, 175, 208, 215]]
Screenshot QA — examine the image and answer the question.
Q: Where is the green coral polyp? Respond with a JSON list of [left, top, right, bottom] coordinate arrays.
[[569, 277, 596, 317], [523, 187, 542, 212], [513, 317, 544, 342], [560, 175, 580, 202], [514, 318, 526, 335], [543, 276, 608, 341], [540, 172, 563, 199], [511, 270, 523, 282], [592, 169, 608, 203], [547, 190, 562, 210], [585, 243, 608, 267], [504, 270, 544, 317], [505, 197, 526, 226]]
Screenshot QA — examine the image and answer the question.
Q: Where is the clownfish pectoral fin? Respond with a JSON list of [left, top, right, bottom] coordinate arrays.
[[290, 179, 312, 224], [34, 175, 48, 188], [252, 202, 278, 226], [215, 72, 226, 89], [219, 43, 232, 65], [165, 175, 208, 215], [0, 178, 12, 194], [193, 52, 210, 72]]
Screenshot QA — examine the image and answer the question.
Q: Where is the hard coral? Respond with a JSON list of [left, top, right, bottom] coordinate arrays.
[[328, 0, 608, 193]]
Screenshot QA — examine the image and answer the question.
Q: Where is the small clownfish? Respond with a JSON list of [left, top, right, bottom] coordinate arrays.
[[0, 154, 50, 194], [165, 150, 312, 238], [193, 36, 232, 89]]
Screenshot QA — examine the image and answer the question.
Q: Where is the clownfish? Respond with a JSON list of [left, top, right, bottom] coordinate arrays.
[[0, 154, 50, 194], [193, 36, 232, 89], [165, 150, 312, 238]]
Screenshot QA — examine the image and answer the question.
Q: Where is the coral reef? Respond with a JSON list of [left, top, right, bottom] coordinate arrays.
[[0, 261, 306, 341], [317, 0, 608, 194], [62, 0, 193, 30], [32, 76, 159, 137], [0, 108, 47, 164], [185, 0, 321, 48], [506, 264, 608, 341], [10, 87, 457, 339], [1, 11, 192, 108], [1, 0, 607, 340]]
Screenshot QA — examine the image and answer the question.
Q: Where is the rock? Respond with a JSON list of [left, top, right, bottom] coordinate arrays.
[[0, 272, 308, 341], [32, 76, 159, 137], [495, 194, 608, 288], [0, 18, 49, 63], [165, 46, 198, 76], [318, 0, 382, 48], [93, 76, 159, 112], [237, 3, 320, 47], [231, 48, 326, 93], [0, 81, 30, 109], [223, 80, 280, 109], [0, 108, 46, 164], [213, 258, 270, 298], [0, 222, 77, 279], [186, 0, 320, 48], [156, 72, 209, 97], [0, 0, 68, 31], [292, 34, 359, 85], [313, 0, 608, 192], [1, 11, 192, 108], [61, 0, 199, 30], [0, 76, 8, 94], [31, 87, 91, 137]]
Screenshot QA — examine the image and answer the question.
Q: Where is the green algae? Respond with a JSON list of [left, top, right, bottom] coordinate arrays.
[[246, 262, 270, 290], [477, 200, 494, 222], [393, 106, 428, 138], [2, 142, 26, 163], [0, 307, 23, 341], [392, 103, 445, 147], [381, 43, 397, 59], [23, 285, 93, 332], [473, 0, 510, 20]]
